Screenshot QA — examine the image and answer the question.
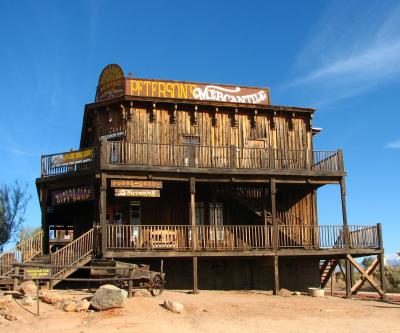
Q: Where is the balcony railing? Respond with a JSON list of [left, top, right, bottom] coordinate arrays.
[[106, 224, 379, 252], [104, 141, 343, 173], [40, 142, 343, 177]]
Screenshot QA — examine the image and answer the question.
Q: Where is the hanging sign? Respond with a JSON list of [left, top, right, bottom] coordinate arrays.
[[114, 188, 160, 197], [111, 180, 162, 189], [52, 186, 94, 205], [50, 148, 93, 168], [99, 130, 125, 141]]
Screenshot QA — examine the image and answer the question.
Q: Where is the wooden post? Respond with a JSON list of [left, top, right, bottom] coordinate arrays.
[[41, 185, 49, 255], [128, 268, 133, 298], [269, 146, 275, 169], [340, 178, 351, 298], [273, 255, 279, 295], [377, 223, 386, 295], [190, 177, 196, 251], [270, 179, 278, 251], [13, 265, 19, 291], [100, 137, 108, 168], [99, 175, 107, 256], [192, 256, 199, 294], [230, 145, 237, 168], [270, 179, 279, 295]]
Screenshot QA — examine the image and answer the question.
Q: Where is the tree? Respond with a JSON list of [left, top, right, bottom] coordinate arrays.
[[0, 181, 31, 251]]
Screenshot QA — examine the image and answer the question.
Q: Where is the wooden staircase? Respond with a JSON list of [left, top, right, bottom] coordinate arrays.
[[0, 230, 44, 287], [50, 228, 94, 287], [226, 187, 310, 246], [320, 259, 338, 288]]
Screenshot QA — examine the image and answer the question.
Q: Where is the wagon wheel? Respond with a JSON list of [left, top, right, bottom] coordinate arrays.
[[149, 274, 164, 297]]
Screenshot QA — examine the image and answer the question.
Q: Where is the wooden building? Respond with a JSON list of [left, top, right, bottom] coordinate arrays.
[[2, 64, 386, 295]]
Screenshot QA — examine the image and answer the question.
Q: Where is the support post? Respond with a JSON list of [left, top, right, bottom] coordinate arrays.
[[128, 268, 133, 298], [99, 175, 107, 256], [190, 177, 196, 251], [345, 257, 352, 298], [13, 265, 19, 291], [377, 223, 386, 295], [270, 179, 279, 295], [41, 185, 49, 255], [340, 177, 351, 298], [273, 255, 279, 295], [192, 256, 199, 294]]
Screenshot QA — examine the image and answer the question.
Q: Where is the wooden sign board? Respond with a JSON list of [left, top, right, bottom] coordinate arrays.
[[24, 267, 51, 280], [50, 148, 93, 167], [52, 186, 94, 206], [115, 189, 160, 197], [111, 180, 162, 189]]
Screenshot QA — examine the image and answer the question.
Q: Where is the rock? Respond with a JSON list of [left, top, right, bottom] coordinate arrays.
[[62, 299, 78, 312], [163, 300, 184, 314], [294, 291, 302, 296], [90, 285, 127, 310], [40, 291, 64, 305], [76, 299, 90, 312], [4, 313, 17, 321], [21, 296, 34, 306], [0, 294, 14, 305], [18, 281, 37, 296], [279, 288, 292, 297]]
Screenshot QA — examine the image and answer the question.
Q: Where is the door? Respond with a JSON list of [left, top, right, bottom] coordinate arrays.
[[183, 135, 200, 167]]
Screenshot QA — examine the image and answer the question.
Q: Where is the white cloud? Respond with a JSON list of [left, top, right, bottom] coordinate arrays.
[[284, 1, 400, 106], [385, 139, 400, 149]]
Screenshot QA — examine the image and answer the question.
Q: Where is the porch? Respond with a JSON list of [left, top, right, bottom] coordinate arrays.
[[105, 224, 381, 254]]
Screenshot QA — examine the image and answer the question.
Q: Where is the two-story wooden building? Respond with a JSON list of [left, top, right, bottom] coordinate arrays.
[[20, 64, 385, 295]]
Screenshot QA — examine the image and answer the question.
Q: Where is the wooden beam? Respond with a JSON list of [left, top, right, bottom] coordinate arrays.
[[41, 185, 49, 255], [345, 257, 352, 298], [351, 257, 379, 294], [190, 177, 196, 250], [192, 256, 199, 294], [100, 174, 107, 256], [273, 255, 279, 295], [347, 254, 384, 297], [270, 179, 277, 251]]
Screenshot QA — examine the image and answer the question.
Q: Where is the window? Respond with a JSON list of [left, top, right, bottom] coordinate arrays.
[[130, 201, 141, 225]]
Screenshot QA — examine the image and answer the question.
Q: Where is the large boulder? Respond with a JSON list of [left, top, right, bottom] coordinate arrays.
[[18, 281, 37, 296], [163, 300, 184, 314], [90, 285, 127, 311]]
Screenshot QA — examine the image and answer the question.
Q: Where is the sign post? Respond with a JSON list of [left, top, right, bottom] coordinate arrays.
[[24, 267, 52, 316]]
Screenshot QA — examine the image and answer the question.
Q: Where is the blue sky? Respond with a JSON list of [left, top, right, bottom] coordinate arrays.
[[0, 0, 399, 258]]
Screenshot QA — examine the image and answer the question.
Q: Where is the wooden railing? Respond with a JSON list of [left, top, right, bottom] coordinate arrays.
[[0, 230, 43, 275], [104, 141, 343, 172], [106, 225, 379, 251], [41, 148, 95, 177], [51, 228, 93, 277]]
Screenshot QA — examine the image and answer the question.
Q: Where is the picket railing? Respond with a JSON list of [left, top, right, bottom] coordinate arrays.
[[0, 230, 43, 275], [106, 224, 379, 251], [51, 228, 93, 277]]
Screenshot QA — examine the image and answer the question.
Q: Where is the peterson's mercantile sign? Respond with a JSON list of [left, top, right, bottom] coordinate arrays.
[[96, 64, 270, 105]]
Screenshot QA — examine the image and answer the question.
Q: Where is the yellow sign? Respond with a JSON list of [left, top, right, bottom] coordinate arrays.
[[24, 268, 51, 280], [111, 180, 162, 189], [50, 148, 93, 167], [115, 189, 160, 197]]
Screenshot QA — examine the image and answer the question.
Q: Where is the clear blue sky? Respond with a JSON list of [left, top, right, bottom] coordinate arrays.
[[0, 1, 399, 258]]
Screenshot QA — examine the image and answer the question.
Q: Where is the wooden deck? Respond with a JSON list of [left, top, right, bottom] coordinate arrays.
[[41, 143, 344, 177], [105, 224, 379, 255]]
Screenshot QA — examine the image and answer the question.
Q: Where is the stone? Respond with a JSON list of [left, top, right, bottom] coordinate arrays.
[[4, 312, 17, 321], [40, 291, 64, 305], [18, 281, 37, 296], [294, 291, 302, 296], [163, 300, 184, 314], [308, 287, 325, 297], [21, 296, 34, 306], [90, 285, 127, 311], [76, 299, 90, 312], [62, 299, 78, 312], [279, 288, 293, 297]]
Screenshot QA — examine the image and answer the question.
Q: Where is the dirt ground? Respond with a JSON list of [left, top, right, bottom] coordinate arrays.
[[1, 289, 400, 333]]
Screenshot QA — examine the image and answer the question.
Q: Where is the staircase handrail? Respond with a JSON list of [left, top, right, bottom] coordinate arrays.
[[0, 230, 43, 275], [51, 228, 93, 277]]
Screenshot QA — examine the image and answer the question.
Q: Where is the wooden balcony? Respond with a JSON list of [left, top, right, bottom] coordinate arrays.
[[102, 141, 344, 174], [106, 224, 379, 253], [40, 142, 344, 177]]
